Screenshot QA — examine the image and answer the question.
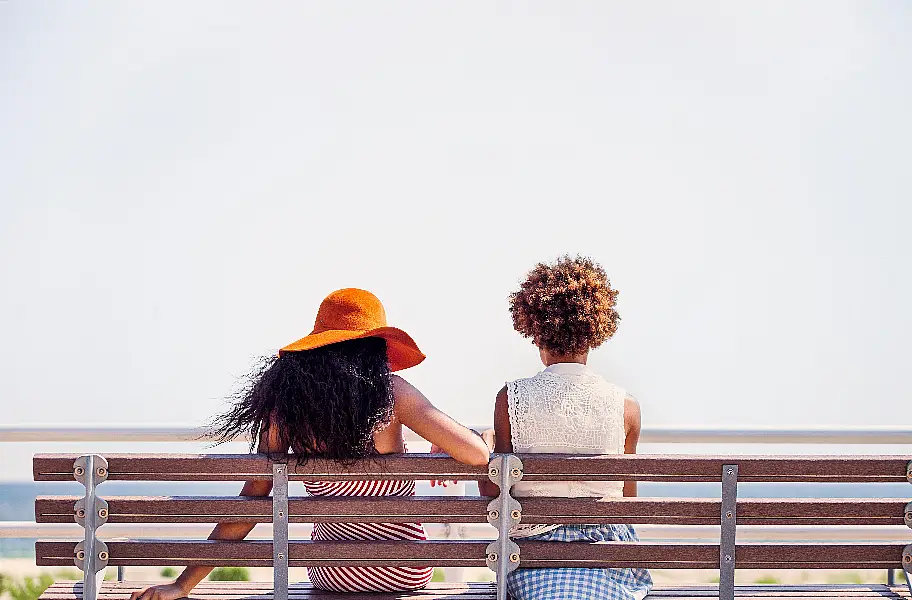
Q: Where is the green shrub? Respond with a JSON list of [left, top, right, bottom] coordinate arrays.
[[753, 576, 780, 584], [53, 569, 82, 581], [827, 572, 863, 585], [160, 568, 178, 578], [431, 569, 445, 582], [3, 574, 56, 600], [208, 567, 250, 582]]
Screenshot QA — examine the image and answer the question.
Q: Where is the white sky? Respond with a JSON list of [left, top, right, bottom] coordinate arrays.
[[1, 2, 910, 479]]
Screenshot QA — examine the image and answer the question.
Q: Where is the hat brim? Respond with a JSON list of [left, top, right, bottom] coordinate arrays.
[[278, 326, 426, 372]]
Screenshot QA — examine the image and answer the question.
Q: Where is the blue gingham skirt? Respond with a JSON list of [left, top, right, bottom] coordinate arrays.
[[506, 524, 653, 600]]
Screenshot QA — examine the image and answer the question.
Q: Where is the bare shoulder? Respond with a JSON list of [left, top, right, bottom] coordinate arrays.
[[391, 374, 420, 398]]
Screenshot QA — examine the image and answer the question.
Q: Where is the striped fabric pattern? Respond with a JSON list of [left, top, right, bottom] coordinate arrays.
[[303, 478, 434, 592]]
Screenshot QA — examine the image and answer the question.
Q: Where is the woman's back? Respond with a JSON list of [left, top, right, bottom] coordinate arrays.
[[508, 362, 626, 500]]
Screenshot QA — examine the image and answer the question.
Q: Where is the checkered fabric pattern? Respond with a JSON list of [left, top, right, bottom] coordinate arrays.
[[505, 524, 653, 600]]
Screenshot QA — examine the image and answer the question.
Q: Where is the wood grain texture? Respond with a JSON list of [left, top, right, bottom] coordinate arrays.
[[33, 454, 910, 482], [34, 540, 908, 569], [35, 496, 908, 525]]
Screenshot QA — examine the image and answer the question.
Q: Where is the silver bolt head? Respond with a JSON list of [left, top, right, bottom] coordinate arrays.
[[76, 509, 86, 518], [510, 468, 522, 477], [904, 555, 912, 564], [489, 510, 499, 520], [277, 553, 285, 560], [76, 550, 86, 560], [725, 555, 732, 562], [98, 551, 108, 560], [489, 467, 499, 478], [96, 467, 107, 477], [98, 508, 108, 518], [74, 467, 85, 476], [726, 511, 733, 519], [511, 509, 522, 519], [487, 552, 498, 562]]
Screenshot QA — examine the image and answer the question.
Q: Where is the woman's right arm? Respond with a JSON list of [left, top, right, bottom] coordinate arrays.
[[129, 425, 287, 600], [392, 375, 491, 466]]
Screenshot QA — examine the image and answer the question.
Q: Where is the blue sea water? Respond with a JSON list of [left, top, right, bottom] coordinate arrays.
[[2, 480, 908, 558]]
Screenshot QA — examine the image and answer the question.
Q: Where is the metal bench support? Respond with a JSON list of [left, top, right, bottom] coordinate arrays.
[[719, 464, 739, 600], [486, 455, 524, 600], [73, 455, 109, 600], [273, 461, 289, 600]]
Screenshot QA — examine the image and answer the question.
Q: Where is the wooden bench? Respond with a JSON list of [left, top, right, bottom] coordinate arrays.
[[33, 452, 912, 600]]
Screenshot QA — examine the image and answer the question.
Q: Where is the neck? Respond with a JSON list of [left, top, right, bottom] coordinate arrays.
[[540, 350, 589, 366]]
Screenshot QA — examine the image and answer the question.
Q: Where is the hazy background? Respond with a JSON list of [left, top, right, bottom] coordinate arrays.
[[1, 2, 909, 480]]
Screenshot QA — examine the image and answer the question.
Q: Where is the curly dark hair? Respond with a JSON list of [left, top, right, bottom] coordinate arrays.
[[209, 337, 394, 462], [509, 255, 620, 355]]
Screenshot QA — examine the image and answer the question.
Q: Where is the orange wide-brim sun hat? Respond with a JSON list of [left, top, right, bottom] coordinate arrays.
[[278, 288, 426, 372]]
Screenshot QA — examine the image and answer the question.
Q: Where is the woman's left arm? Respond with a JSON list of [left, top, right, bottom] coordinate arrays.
[[623, 394, 642, 497], [129, 424, 287, 600]]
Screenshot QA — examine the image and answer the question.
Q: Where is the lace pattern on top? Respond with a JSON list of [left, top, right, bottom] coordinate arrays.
[[507, 371, 626, 453]]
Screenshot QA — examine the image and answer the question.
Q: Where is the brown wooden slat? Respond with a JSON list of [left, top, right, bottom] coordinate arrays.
[[35, 496, 908, 525], [34, 540, 908, 569], [33, 454, 910, 482], [36, 582, 912, 600], [33, 454, 488, 482], [35, 540, 489, 567], [519, 541, 906, 569], [34, 496, 490, 524], [517, 455, 910, 482]]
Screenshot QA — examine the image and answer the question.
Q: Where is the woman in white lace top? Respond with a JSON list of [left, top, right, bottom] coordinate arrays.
[[478, 256, 653, 600]]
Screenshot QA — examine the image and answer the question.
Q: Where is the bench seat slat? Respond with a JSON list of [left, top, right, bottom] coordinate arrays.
[[38, 582, 912, 600], [33, 454, 910, 483], [35, 540, 908, 569]]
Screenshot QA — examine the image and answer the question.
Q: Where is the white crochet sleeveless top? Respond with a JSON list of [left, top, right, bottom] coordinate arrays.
[[507, 363, 627, 537]]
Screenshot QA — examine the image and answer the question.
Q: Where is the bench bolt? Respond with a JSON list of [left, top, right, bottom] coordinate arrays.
[[74, 467, 85, 477], [98, 508, 108, 519], [76, 550, 85, 560], [76, 508, 86, 518], [489, 510, 499, 520], [509, 553, 520, 563], [510, 509, 521, 520], [98, 551, 108, 561]]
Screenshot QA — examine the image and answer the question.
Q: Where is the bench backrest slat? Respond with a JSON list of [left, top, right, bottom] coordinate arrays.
[[34, 496, 909, 525], [35, 540, 907, 570], [33, 453, 910, 482]]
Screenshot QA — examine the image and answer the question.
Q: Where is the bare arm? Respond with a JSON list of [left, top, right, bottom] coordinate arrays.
[[130, 425, 287, 600], [393, 375, 490, 466], [623, 393, 642, 497], [478, 386, 512, 497]]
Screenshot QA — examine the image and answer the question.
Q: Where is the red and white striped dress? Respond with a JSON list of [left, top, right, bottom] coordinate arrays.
[[303, 477, 434, 592]]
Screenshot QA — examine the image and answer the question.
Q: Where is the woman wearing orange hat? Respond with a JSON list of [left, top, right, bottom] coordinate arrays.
[[130, 289, 491, 599]]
